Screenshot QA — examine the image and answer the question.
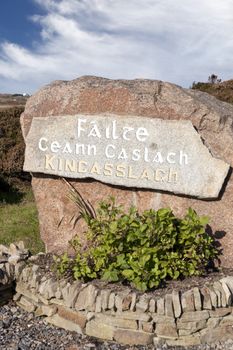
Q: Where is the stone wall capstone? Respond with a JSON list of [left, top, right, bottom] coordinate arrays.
[[20, 76, 233, 266], [2, 242, 233, 347]]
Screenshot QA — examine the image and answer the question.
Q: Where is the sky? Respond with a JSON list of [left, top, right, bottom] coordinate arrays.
[[0, 0, 233, 94]]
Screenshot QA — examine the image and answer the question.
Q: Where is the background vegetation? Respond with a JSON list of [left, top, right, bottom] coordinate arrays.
[[0, 185, 44, 254], [0, 97, 43, 253], [191, 75, 233, 104]]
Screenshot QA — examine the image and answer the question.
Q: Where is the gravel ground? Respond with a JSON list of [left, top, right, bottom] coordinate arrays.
[[1, 301, 233, 350]]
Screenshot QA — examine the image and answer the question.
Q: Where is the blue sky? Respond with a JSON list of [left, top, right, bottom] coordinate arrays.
[[0, 1, 42, 48], [0, 0, 233, 93]]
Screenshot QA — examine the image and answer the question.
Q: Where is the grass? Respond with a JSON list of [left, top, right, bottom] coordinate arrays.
[[0, 182, 45, 254]]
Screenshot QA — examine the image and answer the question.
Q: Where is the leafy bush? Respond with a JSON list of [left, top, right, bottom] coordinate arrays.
[[0, 107, 25, 175], [55, 191, 219, 291]]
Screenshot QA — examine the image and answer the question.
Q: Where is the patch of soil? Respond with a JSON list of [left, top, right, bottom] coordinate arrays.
[[30, 253, 233, 298]]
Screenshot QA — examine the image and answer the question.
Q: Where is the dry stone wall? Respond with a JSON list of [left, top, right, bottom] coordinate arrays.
[[0, 242, 29, 305], [1, 243, 233, 347]]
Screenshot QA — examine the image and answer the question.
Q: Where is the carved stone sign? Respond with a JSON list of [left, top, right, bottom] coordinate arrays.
[[23, 114, 229, 198]]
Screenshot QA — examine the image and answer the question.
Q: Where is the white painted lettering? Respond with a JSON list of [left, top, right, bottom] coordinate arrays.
[[87, 144, 97, 156], [123, 127, 134, 141], [62, 142, 72, 154], [75, 144, 85, 155], [132, 149, 141, 161], [38, 137, 48, 151], [105, 125, 110, 139], [180, 151, 188, 165], [136, 127, 149, 142], [50, 141, 61, 153], [105, 144, 115, 158], [153, 152, 163, 163], [77, 119, 86, 137], [88, 122, 101, 138], [112, 120, 119, 140], [118, 148, 128, 160], [144, 147, 150, 162], [167, 152, 176, 164]]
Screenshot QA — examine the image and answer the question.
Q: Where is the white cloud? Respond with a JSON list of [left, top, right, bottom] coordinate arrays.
[[0, 0, 233, 92]]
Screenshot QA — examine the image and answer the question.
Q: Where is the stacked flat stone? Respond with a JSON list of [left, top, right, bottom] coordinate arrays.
[[0, 242, 29, 305], [13, 259, 233, 347]]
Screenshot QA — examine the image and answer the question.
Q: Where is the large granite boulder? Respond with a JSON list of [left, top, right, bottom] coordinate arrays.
[[21, 76, 233, 267]]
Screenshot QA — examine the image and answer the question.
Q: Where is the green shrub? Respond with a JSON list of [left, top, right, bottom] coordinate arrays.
[[55, 192, 219, 291]]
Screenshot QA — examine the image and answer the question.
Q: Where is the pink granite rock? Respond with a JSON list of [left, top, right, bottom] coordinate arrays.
[[20, 76, 233, 266]]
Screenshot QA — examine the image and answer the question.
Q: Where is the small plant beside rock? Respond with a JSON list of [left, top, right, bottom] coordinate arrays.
[[55, 181, 219, 292]]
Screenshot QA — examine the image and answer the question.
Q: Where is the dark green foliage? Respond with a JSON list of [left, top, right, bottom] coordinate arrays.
[[56, 197, 219, 291], [0, 107, 25, 175], [207, 74, 221, 84]]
